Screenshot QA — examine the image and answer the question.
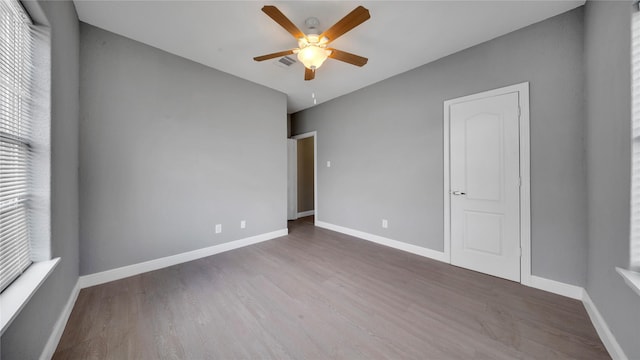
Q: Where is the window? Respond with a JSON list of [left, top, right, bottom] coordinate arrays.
[[621, 4, 640, 298], [632, 8, 640, 270], [0, 0, 35, 293], [0, 0, 57, 334]]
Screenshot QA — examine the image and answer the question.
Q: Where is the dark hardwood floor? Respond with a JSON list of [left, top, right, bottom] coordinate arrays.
[[54, 216, 609, 359]]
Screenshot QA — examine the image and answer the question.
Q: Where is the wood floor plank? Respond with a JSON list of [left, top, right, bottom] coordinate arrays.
[[54, 216, 610, 359]]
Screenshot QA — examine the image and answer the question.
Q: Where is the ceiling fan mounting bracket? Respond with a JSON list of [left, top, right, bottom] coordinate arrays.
[[304, 17, 321, 34]]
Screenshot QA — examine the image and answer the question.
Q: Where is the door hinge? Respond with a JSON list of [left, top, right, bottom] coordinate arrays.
[[519, 248, 522, 257], [517, 177, 521, 187]]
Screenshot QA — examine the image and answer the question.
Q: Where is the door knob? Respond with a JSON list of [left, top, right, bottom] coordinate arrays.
[[452, 191, 466, 195]]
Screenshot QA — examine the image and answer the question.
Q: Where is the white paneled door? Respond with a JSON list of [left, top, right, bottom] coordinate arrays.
[[449, 91, 521, 282]]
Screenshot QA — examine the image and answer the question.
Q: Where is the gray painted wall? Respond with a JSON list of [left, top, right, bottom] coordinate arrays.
[[79, 24, 287, 275], [2, 2, 636, 358], [292, 9, 587, 286], [585, 1, 640, 358], [1, 1, 80, 359], [297, 137, 314, 212]]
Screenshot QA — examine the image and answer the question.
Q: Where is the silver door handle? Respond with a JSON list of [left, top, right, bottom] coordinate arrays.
[[452, 191, 466, 195]]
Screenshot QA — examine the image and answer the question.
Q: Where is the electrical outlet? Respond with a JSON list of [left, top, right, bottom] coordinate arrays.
[[327, 161, 331, 168], [382, 219, 388, 229], [215, 224, 222, 234], [240, 220, 246, 229]]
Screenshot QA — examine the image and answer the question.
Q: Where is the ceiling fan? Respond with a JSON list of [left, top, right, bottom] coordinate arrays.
[[253, 5, 370, 81]]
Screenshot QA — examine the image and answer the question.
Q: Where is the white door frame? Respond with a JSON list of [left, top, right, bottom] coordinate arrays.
[[287, 139, 298, 220], [443, 82, 531, 285], [291, 131, 318, 225]]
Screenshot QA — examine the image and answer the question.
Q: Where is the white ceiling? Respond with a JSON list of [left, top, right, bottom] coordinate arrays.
[[73, 1, 584, 113]]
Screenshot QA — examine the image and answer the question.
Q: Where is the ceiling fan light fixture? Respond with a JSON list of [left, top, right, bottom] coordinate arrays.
[[297, 45, 331, 70], [304, 34, 329, 45]]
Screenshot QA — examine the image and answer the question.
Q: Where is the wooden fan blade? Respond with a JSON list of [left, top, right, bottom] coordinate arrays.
[[328, 49, 368, 67], [253, 50, 296, 62], [304, 67, 315, 81], [262, 6, 305, 39], [320, 6, 370, 43]]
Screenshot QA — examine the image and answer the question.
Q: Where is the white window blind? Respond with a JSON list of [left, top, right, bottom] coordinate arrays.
[[632, 9, 640, 270], [0, 0, 35, 293]]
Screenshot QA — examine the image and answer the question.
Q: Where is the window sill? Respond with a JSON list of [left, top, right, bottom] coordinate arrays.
[[616, 267, 640, 297], [0, 258, 60, 336]]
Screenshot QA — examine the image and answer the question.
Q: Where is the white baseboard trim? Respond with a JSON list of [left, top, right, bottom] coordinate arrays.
[[39, 280, 80, 360], [582, 292, 628, 360], [527, 277, 627, 359], [78, 228, 288, 289], [297, 210, 315, 218], [315, 221, 448, 263], [528, 275, 584, 300], [313, 220, 627, 358], [39, 225, 628, 360]]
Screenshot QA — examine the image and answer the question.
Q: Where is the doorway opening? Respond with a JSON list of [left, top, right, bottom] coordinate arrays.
[[288, 132, 317, 226]]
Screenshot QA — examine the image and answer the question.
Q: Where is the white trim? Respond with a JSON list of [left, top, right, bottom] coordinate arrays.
[[34, 244, 626, 360], [616, 267, 640, 297], [39, 281, 80, 360], [291, 131, 318, 226], [79, 229, 288, 288], [0, 258, 60, 336], [518, 84, 532, 286], [297, 210, 315, 218], [443, 97, 451, 263], [313, 220, 590, 302], [287, 139, 298, 220], [528, 275, 584, 300], [315, 221, 448, 263], [528, 276, 627, 359], [583, 291, 629, 360], [443, 82, 531, 284]]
